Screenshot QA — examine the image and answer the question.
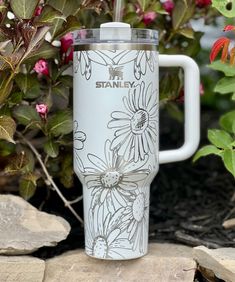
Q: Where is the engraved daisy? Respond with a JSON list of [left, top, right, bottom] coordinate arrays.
[[86, 205, 132, 259], [74, 120, 86, 173], [134, 51, 157, 80], [108, 82, 158, 162], [84, 140, 149, 212], [121, 190, 149, 253]]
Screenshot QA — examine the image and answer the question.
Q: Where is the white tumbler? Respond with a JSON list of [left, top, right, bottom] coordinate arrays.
[[73, 22, 200, 260]]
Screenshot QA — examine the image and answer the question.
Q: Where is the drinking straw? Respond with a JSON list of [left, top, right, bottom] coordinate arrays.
[[114, 0, 124, 22]]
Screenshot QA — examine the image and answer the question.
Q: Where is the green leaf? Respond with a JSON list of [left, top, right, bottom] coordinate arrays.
[[48, 0, 79, 39], [209, 61, 235, 77], [172, 0, 187, 30], [59, 75, 73, 88], [222, 149, 235, 178], [48, 110, 73, 136], [212, 0, 235, 18], [22, 26, 50, 62], [23, 42, 58, 64], [220, 111, 235, 133], [54, 15, 81, 39], [21, 148, 35, 173], [0, 40, 11, 53], [149, 2, 168, 14], [60, 153, 73, 188], [193, 145, 222, 162], [214, 77, 235, 94], [10, 0, 39, 19], [8, 92, 23, 107], [178, 28, 194, 39], [0, 115, 16, 144], [4, 151, 28, 175], [44, 139, 59, 158], [19, 173, 38, 200], [0, 140, 15, 157], [208, 129, 233, 149], [13, 105, 41, 126], [38, 4, 66, 23], [166, 102, 183, 123], [15, 73, 40, 99]]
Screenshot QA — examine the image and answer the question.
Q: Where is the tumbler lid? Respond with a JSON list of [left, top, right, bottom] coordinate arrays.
[[100, 22, 131, 41], [73, 22, 158, 45]]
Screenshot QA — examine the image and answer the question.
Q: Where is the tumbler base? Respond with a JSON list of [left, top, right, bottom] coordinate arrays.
[[85, 249, 148, 261]]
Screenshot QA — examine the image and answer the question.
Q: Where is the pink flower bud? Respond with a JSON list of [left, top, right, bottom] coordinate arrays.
[[36, 104, 48, 119], [34, 59, 49, 76], [60, 32, 74, 64], [35, 6, 43, 16], [196, 0, 211, 8], [135, 3, 142, 15], [143, 11, 157, 25], [177, 83, 204, 103], [163, 0, 174, 14], [200, 83, 204, 95]]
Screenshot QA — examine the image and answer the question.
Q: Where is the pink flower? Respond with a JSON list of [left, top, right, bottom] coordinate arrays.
[[143, 11, 157, 25], [163, 0, 174, 14], [60, 32, 74, 64], [36, 104, 48, 119], [196, 0, 211, 8], [34, 59, 49, 76], [35, 6, 43, 16]]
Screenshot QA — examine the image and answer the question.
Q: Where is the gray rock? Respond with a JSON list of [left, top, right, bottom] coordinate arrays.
[[0, 195, 71, 255], [193, 246, 235, 282], [0, 256, 45, 282], [44, 243, 196, 282]]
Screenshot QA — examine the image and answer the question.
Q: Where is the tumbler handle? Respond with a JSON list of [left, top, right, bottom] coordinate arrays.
[[159, 55, 200, 164]]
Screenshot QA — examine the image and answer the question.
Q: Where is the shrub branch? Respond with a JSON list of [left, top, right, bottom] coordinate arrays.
[[17, 132, 84, 225]]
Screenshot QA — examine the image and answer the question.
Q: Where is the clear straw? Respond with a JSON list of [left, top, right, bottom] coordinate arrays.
[[114, 0, 123, 22]]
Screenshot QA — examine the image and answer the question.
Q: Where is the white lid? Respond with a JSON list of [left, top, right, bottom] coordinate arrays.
[[100, 22, 132, 41]]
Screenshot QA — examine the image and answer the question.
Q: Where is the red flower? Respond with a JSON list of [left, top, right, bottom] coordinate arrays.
[[196, 0, 211, 8], [143, 11, 157, 25], [60, 32, 74, 64], [163, 0, 174, 14], [210, 37, 230, 63], [36, 104, 48, 119], [33, 59, 49, 76]]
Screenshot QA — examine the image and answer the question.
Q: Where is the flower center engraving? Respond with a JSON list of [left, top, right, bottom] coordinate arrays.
[[92, 236, 108, 258], [132, 193, 145, 222], [131, 110, 149, 134], [100, 171, 121, 188]]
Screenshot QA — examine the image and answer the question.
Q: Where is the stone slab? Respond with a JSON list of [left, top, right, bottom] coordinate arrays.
[[0, 195, 70, 255], [0, 256, 45, 282], [44, 243, 196, 282], [193, 246, 235, 282]]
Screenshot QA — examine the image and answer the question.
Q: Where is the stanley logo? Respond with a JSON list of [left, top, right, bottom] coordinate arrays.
[[96, 65, 135, 89], [109, 66, 124, 80]]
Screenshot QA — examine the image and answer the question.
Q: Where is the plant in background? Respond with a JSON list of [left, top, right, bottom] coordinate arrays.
[[194, 0, 235, 178], [0, 0, 213, 223]]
